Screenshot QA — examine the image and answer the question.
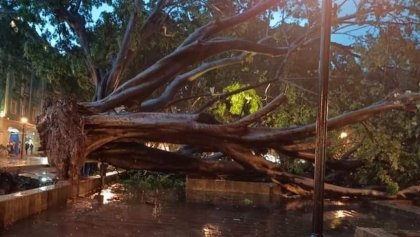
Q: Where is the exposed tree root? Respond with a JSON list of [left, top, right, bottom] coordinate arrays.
[[36, 100, 86, 181]]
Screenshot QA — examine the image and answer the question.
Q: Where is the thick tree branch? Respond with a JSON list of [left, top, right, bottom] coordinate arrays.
[[339, 140, 363, 160], [81, 92, 420, 152], [180, 0, 283, 47], [196, 78, 280, 113], [86, 39, 290, 112], [69, 0, 82, 13], [277, 150, 364, 171], [230, 94, 287, 127], [53, 7, 100, 86], [141, 36, 275, 112], [104, 0, 169, 98], [38, 92, 420, 198], [103, 12, 138, 97], [244, 92, 420, 144], [397, 185, 420, 198], [223, 143, 388, 197], [140, 56, 243, 111], [279, 142, 317, 152], [140, 0, 168, 39], [88, 143, 248, 176]]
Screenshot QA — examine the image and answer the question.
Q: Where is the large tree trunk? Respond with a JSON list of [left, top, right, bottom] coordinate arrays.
[[34, 0, 420, 200], [37, 93, 420, 198]]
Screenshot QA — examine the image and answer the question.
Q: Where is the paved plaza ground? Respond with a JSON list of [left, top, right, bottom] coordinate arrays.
[[0, 156, 49, 172]]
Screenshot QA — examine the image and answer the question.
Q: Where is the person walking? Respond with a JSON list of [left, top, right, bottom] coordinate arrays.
[[25, 142, 29, 155], [29, 143, 34, 155]]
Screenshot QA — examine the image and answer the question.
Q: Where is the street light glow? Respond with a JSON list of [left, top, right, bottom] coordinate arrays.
[[339, 132, 348, 139], [20, 117, 28, 123]]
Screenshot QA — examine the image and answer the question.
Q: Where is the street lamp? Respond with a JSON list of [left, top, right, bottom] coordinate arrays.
[[310, 0, 332, 235], [20, 117, 28, 159]]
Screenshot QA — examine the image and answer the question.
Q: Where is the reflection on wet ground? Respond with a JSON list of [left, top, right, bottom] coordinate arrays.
[[1, 184, 419, 237], [0, 156, 49, 169]]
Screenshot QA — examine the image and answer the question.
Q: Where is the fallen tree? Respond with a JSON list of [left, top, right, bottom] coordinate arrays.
[[9, 0, 417, 198], [37, 92, 420, 198]]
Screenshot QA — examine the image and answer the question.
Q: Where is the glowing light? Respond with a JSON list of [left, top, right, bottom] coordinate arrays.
[[14, 192, 23, 197], [203, 224, 221, 237], [101, 188, 115, 204], [20, 117, 28, 124], [40, 177, 48, 183], [332, 201, 345, 206], [339, 132, 348, 139], [335, 210, 346, 218], [8, 127, 19, 133], [0, 111, 5, 118]]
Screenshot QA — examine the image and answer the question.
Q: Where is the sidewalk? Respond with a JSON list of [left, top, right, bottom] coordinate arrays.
[[0, 155, 49, 172]]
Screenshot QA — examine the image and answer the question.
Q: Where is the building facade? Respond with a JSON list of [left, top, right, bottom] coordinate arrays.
[[0, 66, 46, 155]]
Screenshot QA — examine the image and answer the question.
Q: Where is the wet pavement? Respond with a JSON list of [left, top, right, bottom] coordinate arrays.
[[1, 184, 419, 237], [0, 156, 48, 172]]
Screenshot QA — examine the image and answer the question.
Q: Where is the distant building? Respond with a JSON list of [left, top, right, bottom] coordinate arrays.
[[0, 65, 47, 155]]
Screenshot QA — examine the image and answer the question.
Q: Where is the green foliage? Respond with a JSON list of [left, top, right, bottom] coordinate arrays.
[[263, 85, 316, 128], [2, 0, 419, 193], [212, 82, 262, 122], [279, 157, 312, 175], [121, 171, 185, 191]]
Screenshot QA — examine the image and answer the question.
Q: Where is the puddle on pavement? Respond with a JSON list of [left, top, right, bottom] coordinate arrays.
[[0, 183, 419, 237]]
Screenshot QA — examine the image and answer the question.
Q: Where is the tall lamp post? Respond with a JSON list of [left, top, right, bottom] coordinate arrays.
[[310, 0, 332, 236], [20, 117, 28, 159]]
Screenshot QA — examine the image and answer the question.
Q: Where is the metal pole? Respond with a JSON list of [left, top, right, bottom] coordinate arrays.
[[310, 0, 332, 236], [21, 124, 25, 159]]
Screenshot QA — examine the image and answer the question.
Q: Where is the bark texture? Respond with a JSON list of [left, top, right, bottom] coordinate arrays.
[[36, 1, 420, 199], [37, 100, 86, 181], [37, 92, 420, 198]]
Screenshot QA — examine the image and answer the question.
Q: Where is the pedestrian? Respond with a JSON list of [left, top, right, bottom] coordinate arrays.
[[11, 142, 15, 155], [25, 142, 29, 155], [29, 143, 34, 155], [7, 142, 13, 155]]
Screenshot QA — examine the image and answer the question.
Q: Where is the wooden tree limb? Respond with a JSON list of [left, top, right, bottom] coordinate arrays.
[[277, 150, 364, 171], [104, 12, 139, 97], [53, 7, 99, 86], [86, 39, 290, 112], [196, 78, 280, 113], [229, 94, 287, 127], [339, 140, 363, 160], [222, 143, 388, 197], [37, 95, 420, 198], [397, 185, 420, 198], [279, 141, 317, 152], [165, 93, 214, 108], [139, 0, 169, 39], [69, 0, 82, 13], [81, 93, 420, 152], [105, 0, 170, 97], [180, 0, 283, 47], [88, 142, 249, 176], [244, 92, 420, 144], [141, 36, 276, 112], [140, 56, 244, 111]]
